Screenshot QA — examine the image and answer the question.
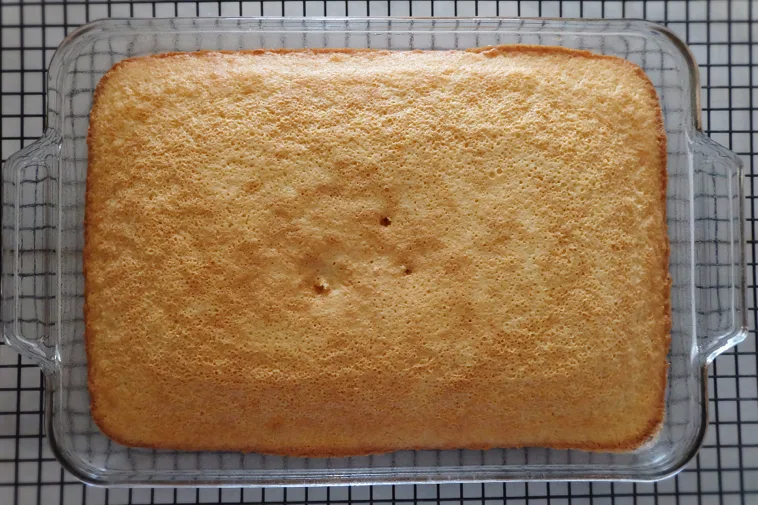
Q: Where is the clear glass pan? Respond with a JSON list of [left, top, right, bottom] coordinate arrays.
[[0, 17, 747, 485]]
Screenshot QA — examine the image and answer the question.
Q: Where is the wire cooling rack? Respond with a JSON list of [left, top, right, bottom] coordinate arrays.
[[0, 0, 756, 504]]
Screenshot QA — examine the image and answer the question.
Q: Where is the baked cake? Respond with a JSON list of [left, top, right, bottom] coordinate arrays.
[[85, 46, 670, 456]]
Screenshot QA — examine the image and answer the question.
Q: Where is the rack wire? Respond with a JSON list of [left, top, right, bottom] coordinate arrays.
[[0, 0, 756, 504]]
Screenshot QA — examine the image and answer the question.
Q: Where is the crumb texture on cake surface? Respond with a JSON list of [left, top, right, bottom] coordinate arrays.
[[85, 46, 669, 456]]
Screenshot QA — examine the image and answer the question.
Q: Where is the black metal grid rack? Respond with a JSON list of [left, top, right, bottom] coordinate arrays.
[[0, 0, 756, 504]]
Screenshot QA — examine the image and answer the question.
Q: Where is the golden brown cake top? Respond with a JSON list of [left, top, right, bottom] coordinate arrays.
[[85, 46, 669, 456]]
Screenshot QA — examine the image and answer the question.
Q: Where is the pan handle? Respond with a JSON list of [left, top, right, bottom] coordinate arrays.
[[1, 135, 59, 374]]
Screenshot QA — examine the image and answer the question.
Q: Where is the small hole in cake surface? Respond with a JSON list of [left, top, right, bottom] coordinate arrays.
[[313, 279, 330, 294], [380, 217, 392, 226]]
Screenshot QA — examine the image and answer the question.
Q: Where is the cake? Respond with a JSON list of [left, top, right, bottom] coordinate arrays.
[[84, 46, 670, 456]]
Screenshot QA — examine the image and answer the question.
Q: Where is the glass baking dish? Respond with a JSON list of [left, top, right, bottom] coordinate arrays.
[[0, 17, 747, 486]]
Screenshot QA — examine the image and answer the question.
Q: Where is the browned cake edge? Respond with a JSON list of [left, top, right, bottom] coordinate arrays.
[[84, 45, 671, 456]]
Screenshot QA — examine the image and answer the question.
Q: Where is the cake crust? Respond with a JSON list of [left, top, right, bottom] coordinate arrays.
[[85, 46, 670, 456]]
